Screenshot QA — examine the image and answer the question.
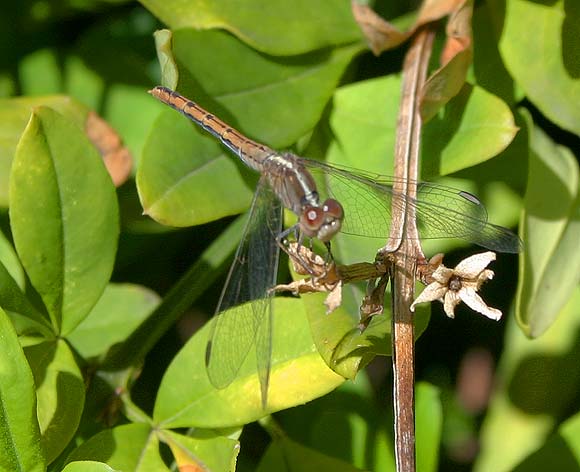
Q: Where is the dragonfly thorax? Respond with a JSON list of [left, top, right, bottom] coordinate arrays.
[[299, 198, 343, 242]]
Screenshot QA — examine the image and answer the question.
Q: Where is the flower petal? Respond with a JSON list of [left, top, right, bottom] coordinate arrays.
[[454, 252, 496, 278], [476, 269, 495, 287], [459, 287, 502, 321], [443, 291, 461, 318], [324, 281, 343, 314], [411, 283, 448, 311], [432, 265, 454, 284]]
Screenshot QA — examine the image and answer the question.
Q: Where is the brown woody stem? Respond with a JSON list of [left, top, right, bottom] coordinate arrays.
[[389, 26, 435, 472]]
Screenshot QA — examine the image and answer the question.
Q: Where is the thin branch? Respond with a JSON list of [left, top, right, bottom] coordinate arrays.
[[388, 27, 436, 472]]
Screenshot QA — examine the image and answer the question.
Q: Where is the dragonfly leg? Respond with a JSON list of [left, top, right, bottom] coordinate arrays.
[[276, 226, 325, 277], [324, 241, 335, 262]]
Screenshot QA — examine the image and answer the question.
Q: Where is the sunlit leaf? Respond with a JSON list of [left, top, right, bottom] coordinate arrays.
[[24, 338, 85, 464], [496, 0, 580, 135], [66, 423, 170, 471], [138, 0, 362, 55], [9, 107, 119, 333], [139, 29, 362, 226], [0, 95, 88, 207], [162, 429, 239, 472], [67, 283, 160, 360], [325, 76, 517, 181], [154, 298, 344, 428], [303, 286, 430, 380], [138, 108, 254, 227], [171, 28, 363, 148], [321, 76, 519, 259], [516, 111, 580, 337], [62, 461, 118, 472], [0, 308, 45, 472], [422, 83, 517, 177]]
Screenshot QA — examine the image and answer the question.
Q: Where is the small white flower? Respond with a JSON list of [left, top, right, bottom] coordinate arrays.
[[411, 252, 502, 321]]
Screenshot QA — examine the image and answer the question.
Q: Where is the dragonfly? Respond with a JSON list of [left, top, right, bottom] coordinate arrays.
[[149, 86, 522, 407]]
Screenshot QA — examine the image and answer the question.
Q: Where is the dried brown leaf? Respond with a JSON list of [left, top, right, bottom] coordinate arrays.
[[85, 111, 133, 187], [351, 0, 463, 55], [420, 0, 473, 122], [359, 273, 390, 330], [351, 2, 409, 55], [415, 0, 465, 25]]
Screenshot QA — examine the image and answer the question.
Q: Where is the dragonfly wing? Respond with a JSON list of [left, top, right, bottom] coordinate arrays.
[[304, 160, 397, 238], [303, 159, 521, 253], [411, 185, 522, 253], [255, 295, 273, 407], [206, 176, 282, 404]]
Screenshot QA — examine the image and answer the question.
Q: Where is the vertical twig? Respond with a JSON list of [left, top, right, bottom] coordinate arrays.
[[387, 27, 435, 472]]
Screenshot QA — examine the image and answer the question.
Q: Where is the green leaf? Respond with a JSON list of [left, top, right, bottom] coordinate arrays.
[[326, 76, 517, 180], [516, 111, 580, 337], [69, 13, 160, 165], [512, 411, 580, 471], [0, 260, 52, 337], [67, 283, 160, 360], [103, 216, 244, 370], [154, 298, 344, 428], [257, 436, 365, 472], [138, 107, 254, 227], [0, 232, 51, 335], [327, 76, 400, 173], [497, 0, 580, 135], [138, 0, 363, 55], [323, 76, 520, 257], [171, 29, 363, 148], [66, 423, 170, 471], [62, 461, 118, 472], [303, 286, 430, 380], [421, 83, 518, 177], [9, 106, 119, 334], [274, 375, 394, 470], [161, 429, 239, 472], [100, 85, 160, 170], [475, 287, 580, 472], [140, 29, 362, 227], [0, 95, 89, 208], [416, 382, 442, 472], [0, 308, 46, 472], [154, 29, 178, 89], [19, 48, 62, 96], [0, 229, 24, 288], [25, 338, 85, 464]]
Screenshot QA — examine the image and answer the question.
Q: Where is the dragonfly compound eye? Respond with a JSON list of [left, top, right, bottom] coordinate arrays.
[[323, 199, 344, 219], [300, 206, 324, 237]]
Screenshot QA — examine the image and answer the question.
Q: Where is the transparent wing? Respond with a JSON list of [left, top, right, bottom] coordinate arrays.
[[303, 159, 522, 254], [206, 176, 282, 405]]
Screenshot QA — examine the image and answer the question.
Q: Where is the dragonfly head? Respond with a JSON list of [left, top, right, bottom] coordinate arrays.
[[299, 198, 344, 243]]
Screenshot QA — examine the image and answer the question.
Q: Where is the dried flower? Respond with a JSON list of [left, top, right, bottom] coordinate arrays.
[[272, 243, 343, 313], [411, 252, 502, 320]]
